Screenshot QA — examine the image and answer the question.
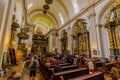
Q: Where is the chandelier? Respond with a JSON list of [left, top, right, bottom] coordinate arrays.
[[17, 28, 29, 40], [43, 0, 53, 14]]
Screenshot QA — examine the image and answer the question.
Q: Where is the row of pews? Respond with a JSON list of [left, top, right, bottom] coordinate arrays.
[[39, 59, 105, 80], [93, 60, 120, 74]]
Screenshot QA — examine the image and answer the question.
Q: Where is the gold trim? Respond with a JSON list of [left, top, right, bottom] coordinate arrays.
[[98, 0, 115, 22]]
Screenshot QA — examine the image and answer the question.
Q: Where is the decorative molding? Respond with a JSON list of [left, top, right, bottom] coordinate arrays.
[[87, 11, 96, 19], [44, 28, 58, 37], [95, 24, 104, 27]]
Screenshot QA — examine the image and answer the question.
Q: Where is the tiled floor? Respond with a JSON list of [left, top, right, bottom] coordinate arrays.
[[0, 69, 44, 80]]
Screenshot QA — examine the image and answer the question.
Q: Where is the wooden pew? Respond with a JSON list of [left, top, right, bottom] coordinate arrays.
[[93, 61, 104, 71], [52, 68, 89, 80], [39, 59, 72, 80], [54, 65, 79, 72], [103, 62, 118, 73], [49, 63, 71, 68], [39, 60, 49, 80], [69, 71, 104, 80], [48, 65, 79, 79]]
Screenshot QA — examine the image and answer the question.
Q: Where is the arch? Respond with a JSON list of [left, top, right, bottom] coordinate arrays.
[[96, 0, 115, 58], [27, 9, 58, 28], [97, 0, 115, 24], [57, 0, 70, 18]]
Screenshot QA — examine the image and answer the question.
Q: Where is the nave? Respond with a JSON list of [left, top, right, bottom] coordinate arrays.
[[23, 67, 44, 80], [1, 0, 120, 80], [0, 52, 120, 80]]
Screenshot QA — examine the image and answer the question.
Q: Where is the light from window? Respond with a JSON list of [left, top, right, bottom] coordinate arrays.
[[71, 0, 79, 14], [28, 3, 33, 9], [59, 13, 64, 25]]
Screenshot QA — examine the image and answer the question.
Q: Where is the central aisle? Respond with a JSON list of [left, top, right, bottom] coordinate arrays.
[[23, 68, 44, 80]]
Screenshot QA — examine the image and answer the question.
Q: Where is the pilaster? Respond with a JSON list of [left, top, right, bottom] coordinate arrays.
[[87, 9, 98, 57], [0, 0, 15, 67]]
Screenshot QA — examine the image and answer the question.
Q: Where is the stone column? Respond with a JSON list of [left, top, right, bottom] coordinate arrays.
[[57, 31, 61, 53], [87, 9, 99, 57], [67, 27, 70, 53], [52, 30, 57, 53], [0, 0, 15, 67], [101, 26, 110, 58], [49, 34, 53, 52], [96, 24, 105, 57]]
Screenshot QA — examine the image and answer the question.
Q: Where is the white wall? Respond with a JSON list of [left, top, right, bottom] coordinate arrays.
[[0, 0, 15, 67]]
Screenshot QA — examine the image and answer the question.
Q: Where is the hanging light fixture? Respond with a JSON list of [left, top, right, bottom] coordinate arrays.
[[43, 4, 49, 14], [43, 0, 53, 14], [17, 28, 29, 40], [45, 0, 53, 5], [43, 4, 50, 10]]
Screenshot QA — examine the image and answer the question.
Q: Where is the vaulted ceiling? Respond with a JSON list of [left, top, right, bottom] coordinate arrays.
[[25, 0, 91, 34]]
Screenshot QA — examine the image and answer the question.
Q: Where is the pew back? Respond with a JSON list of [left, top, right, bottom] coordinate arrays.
[[93, 62, 104, 70], [49, 63, 71, 68], [103, 62, 118, 73], [52, 68, 89, 80], [69, 71, 104, 80]]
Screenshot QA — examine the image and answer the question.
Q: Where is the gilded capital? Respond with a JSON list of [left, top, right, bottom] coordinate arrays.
[[87, 11, 96, 19]]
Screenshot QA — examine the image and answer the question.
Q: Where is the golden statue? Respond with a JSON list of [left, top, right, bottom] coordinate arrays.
[[76, 20, 81, 31], [13, 15, 18, 22], [105, 13, 110, 24], [116, 0, 120, 6]]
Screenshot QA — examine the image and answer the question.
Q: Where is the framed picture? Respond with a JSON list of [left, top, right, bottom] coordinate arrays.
[[93, 50, 97, 55]]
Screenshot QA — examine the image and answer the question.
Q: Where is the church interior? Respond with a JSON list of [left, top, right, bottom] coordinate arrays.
[[0, 0, 120, 80]]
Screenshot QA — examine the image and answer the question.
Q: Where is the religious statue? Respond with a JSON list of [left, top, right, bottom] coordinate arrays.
[[13, 15, 18, 23], [116, 0, 120, 6], [61, 30, 68, 52], [105, 13, 110, 25]]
